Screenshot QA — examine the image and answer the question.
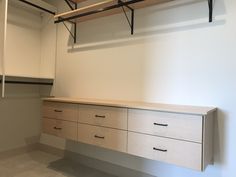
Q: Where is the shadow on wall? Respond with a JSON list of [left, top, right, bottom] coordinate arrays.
[[213, 109, 227, 167], [48, 158, 118, 177], [48, 152, 156, 177], [63, 0, 226, 52], [50, 140, 157, 177]]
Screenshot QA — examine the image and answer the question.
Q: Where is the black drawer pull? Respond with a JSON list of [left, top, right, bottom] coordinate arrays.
[[54, 127, 62, 130], [94, 135, 105, 139], [153, 123, 168, 127], [95, 115, 106, 118], [54, 109, 63, 113], [153, 147, 167, 152]]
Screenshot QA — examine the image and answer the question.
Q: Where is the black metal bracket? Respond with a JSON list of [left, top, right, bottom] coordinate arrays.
[[55, 0, 144, 24], [64, 0, 75, 10], [18, 0, 56, 15], [55, 0, 143, 42], [0, 80, 53, 86], [208, 0, 213, 22], [63, 0, 78, 43], [61, 19, 77, 43], [55, 0, 214, 42], [119, 0, 134, 35]]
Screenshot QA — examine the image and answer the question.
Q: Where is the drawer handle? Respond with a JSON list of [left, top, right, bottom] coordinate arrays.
[[153, 123, 168, 127], [54, 127, 62, 130], [95, 115, 106, 118], [54, 109, 63, 113], [94, 135, 105, 139], [153, 147, 167, 152]]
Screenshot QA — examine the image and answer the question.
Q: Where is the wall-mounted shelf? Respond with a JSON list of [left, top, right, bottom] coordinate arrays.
[[55, 0, 214, 43], [55, 0, 173, 23]]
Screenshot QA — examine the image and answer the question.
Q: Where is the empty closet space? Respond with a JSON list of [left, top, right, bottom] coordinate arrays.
[[0, 0, 57, 98], [0, 1, 235, 177], [6, 2, 55, 79]]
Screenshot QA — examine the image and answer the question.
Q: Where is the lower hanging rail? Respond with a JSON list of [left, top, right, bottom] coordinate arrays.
[[0, 78, 53, 86], [4, 80, 53, 86]]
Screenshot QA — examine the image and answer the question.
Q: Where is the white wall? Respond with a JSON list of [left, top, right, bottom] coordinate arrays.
[[40, 12, 57, 79], [0, 86, 41, 152], [5, 1, 56, 79], [5, 4, 41, 78], [0, 0, 55, 153], [41, 0, 236, 177], [0, 0, 5, 75]]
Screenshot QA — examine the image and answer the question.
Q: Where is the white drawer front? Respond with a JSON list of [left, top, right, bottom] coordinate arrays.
[[78, 105, 127, 130], [43, 101, 78, 122], [128, 132, 202, 171], [42, 118, 77, 140], [78, 123, 127, 152], [128, 109, 202, 143]]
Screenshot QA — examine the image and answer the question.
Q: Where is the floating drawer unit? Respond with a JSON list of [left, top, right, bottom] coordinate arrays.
[[78, 105, 128, 152], [42, 101, 78, 140], [43, 101, 78, 122], [42, 98, 216, 171], [78, 124, 127, 152], [128, 109, 203, 143], [128, 132, 202, 170], [42, 118, 77, 141], [78, 105, 127, 129]]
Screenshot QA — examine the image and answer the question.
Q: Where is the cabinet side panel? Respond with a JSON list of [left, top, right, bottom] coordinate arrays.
[[203, 112, 214, 170]]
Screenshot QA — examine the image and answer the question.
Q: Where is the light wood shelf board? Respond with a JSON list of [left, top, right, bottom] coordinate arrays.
[[71, 0, 89, 3], [42, 97, 217, 116], [55, 0, 173, 23]]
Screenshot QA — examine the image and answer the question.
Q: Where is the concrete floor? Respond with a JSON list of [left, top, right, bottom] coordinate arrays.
[[0, 151, 117, 177]]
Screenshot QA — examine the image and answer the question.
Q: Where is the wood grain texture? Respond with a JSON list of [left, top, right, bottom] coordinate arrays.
[[202, 112, 214, 170], [71, 0, 88, 3], [42, 97, 216, 115], [128, 132, 202, 171], [41, 100, 216, 171], [78, 104, 127, 130], [128, 109, 203, 143], [54, 0, 174, 23], [43, 101, 78, 122], [42, 118, 58, 136], [78, 123, 127, 152], [42, 118, 77, 141]]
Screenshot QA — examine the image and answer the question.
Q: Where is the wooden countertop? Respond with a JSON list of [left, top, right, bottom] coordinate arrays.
[[42, 97, 216, 116]]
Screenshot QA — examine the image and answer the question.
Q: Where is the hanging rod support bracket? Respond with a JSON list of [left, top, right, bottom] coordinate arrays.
[[208, 0, 213, 22], [64, 0, 75, 10], [55, 0, 144, 24], [55, 0, 145, 42], [119, 0, 135, 35], [62, 0, 78, 43], [61, 18, 77, 43], [18, 0, 56, 15]]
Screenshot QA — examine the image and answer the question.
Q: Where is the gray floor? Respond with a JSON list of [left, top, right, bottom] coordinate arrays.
[[0, 151, 117, 177]]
